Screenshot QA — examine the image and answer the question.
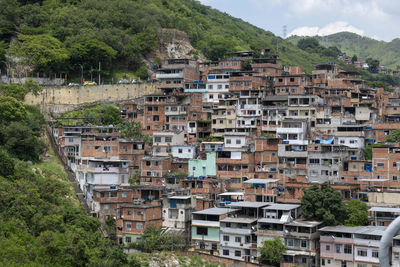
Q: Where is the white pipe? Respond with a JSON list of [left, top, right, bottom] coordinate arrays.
[[379, 216, 400, 267]]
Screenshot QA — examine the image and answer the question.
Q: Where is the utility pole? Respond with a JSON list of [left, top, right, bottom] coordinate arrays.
[[98, 61, 101, 85]]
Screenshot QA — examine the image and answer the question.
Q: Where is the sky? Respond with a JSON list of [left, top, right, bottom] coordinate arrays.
[[198, 0, 400, 42]]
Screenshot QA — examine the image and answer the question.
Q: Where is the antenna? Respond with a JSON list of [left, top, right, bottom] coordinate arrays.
[[283, 25, 287, 38]]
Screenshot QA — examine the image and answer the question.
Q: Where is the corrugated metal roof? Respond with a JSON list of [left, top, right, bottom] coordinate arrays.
[[319, 226, 386, 236], [257, 218, 285, 224], [263, 203, 300, 211], [227, 202, 270, 208], [221, 217, 258, 224], [192, 207, 237, 215]]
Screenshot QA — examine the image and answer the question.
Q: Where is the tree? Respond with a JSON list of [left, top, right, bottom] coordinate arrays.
[[243, 60, 252, 71], [199, 35, 237, 61], [297, 37, 320, 53], [258, 237, 286, 266], [69, 39, 117, 75], [23, 78, 42, 96], [351, 54, 358, 64], [122, 121, 142, 138], [345, 200, 369, 226], [0, 122, 45, 162], [134, 225, 186, 252], [0, 96, 26, 125], [387, 129, 400, 143], [0, 149, 14, 178], [366, 58, 380, 73], [9, 34, 70, 72], [136, 65, 149, 80], [301, 184, 346, 226]]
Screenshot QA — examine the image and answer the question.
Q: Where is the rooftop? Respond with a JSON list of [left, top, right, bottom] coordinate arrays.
[[221, 217, 258, 224], [192, 207, 237, 216], [227, 202, 270, 209], [285, 220, 323, 228], [319, 226, 386, 236], [262, 203, 300, 211]]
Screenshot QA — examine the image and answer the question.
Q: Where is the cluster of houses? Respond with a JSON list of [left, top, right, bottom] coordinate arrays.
[[337, 52, 397, 76], [52, 50, 400, 266]]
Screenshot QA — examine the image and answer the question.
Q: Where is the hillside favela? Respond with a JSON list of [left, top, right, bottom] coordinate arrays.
[[4, 0, 400, 266]]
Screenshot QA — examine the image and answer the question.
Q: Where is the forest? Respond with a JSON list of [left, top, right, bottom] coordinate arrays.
[[0, 0, 336, 82]]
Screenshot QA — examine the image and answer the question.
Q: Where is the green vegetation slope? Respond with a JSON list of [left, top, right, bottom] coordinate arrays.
[[288, 32, 400, 69], [0, 83, 135, 266], [1, 0, 337, 79]]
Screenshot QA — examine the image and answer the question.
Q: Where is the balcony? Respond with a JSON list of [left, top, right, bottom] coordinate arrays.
[[220, 227, 252, 235], [277, 127, 304, 134], [156, 73, 184, 79]]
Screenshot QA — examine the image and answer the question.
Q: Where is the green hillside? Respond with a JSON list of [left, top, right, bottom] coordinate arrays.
[[288, 32, 400, 69], [0, 0, 336, 80]]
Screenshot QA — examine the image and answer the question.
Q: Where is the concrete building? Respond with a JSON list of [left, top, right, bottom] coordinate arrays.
[[319, 226, 384, 267], [162, 195, 195, 242], [188, 152, 217, 177], [191, 207, 238, 254]]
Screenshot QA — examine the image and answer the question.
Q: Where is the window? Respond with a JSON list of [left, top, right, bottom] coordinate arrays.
[[103, 146, 111, 152], [234, 250, 241, 257], [394, 176, 398, 181], [223, 250, 229, 256], [226, 139, 231, 144], [154, 137, 161, 142], [290, 78, 295, 82], [357, 249, 367, 256], [235, 236, 242, 243], [165, 137, 172, 143], [321, 259, 325, 266], [196, 227, 208, 235], [104, 204, 109, 210], [136, 223, 143, 230], [126, 222, 132, 229], [153, 115, 159, 121], [146, 161, 151, 166], [335, 244, 342, 253], [357, 264, 367, 267], [236, 139, 241, 145], [301, 240, 307, 248], [178, 149, 183, 153], [377, 162, 384, 167], [122, 192, 127, 198], [344, 244, 352, 254], [223, 235, 229, 242], [287, 239, 294, 247], [372, 250, 379, 258], [302, 258, 307, 264], [341, 261, 347, 267], [68, 137, 74, 142], [125, 237, 131, 243]]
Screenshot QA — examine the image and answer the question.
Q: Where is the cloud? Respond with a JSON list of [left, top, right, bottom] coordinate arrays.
[[288, 21, 364, 37]]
